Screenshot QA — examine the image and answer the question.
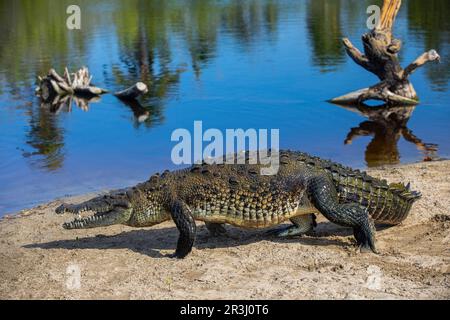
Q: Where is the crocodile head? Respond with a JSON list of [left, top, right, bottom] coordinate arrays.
[[55, 193, 134, 229]]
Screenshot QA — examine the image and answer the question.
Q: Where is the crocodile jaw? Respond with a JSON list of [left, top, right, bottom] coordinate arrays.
[[62, 208, 133, 229], [56, 200, 133, 229]]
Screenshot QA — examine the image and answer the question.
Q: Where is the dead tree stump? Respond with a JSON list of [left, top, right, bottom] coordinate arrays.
[[36, 67, 108, 103], [330, 0, 440, 106]]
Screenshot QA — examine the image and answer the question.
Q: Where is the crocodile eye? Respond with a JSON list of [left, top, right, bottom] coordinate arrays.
[[280, 154, 290, 164], [161, 170, 170, 178], [150, 174, 159, 182]]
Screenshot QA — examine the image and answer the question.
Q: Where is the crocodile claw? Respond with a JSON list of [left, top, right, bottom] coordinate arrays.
[[359, 244, 379, 254], [266, 225, 310, 238], [166, 252, 183, 259]]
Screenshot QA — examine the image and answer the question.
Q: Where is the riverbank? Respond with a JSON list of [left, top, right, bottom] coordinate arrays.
[[1, 161, 449, 299]]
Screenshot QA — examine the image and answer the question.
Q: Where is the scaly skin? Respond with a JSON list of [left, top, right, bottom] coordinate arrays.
[[56, 150, 421, 258]]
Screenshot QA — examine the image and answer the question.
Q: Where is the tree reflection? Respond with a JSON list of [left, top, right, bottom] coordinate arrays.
[[306, 0, 345, 72], [407, 0, 450, 91], [0, 0, 89, 93], [118, 98, 164, 129], [25, 105, 65, 170], [337, 104, 438, 167]]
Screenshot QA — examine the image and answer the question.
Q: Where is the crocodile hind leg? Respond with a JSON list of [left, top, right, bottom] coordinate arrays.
[[205, 222, 227, 237], [169, 200, 197, 259], [308, 174, 378, 253], [267, 214, 317, 237]]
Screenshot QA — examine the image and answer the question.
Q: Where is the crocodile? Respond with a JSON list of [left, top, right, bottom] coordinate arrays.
[[56, 150, 421, 258]]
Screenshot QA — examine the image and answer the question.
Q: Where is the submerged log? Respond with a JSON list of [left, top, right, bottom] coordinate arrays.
[[330, 0, 440, 106], [114, 82, 148, 100]]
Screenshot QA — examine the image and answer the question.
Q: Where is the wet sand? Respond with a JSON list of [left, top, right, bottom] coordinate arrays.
[[0, 161, 449, 299]]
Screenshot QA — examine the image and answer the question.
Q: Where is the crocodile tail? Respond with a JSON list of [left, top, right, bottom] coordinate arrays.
[[318, 158, 421, 225], [371, 181, 422, 225]]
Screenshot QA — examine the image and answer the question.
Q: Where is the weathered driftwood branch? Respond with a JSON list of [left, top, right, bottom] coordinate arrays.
[[377, 0, 402, 32], [330, 0, 440, 106], [342, 38, 374, 74], [36, 67, 150, 114], [36, 67, 108, 102], [114, 82, 148, 100], [402, 50, 441, 80], [329, 85, 418, 106]]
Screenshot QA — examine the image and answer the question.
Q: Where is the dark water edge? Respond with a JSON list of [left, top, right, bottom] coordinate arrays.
[[0, 0, 449, 215]]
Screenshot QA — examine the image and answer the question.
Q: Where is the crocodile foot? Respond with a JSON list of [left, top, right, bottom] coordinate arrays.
[[266, 225, 311, 238], [353, 219, 379, 254], [266, 214, 317, 238], [166, 252, 186, 259], [205, 222, 228, 237]]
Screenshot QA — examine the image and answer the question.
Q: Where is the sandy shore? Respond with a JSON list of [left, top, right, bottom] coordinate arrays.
[[1, 161, 449, 300]]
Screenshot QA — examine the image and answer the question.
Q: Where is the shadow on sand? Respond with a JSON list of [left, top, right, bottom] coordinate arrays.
[[24, 221, 393, 258]]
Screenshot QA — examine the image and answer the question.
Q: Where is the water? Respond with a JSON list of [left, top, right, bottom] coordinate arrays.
[[0, 0, 449, 215]]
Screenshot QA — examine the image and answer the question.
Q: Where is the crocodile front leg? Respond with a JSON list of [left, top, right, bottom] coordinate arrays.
[[308, 174, 378, 253], [169, 200, 197, 259]]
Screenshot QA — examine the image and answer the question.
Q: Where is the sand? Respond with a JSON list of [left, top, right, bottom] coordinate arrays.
[[0, 161, 449, 300]]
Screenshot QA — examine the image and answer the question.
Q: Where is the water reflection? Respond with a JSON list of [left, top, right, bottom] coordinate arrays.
[[306, 0, 345, 72], [41, 95, 101, 113], [337, 104, 438, 167], [0, 0, 90, 93], [25, 95, 101, 170], [119, 99, 164, 129], [407, 0, 450, 91], [3, 0, 448, 172], [25, 105, 65, 171], [113, 0, 181, 87]]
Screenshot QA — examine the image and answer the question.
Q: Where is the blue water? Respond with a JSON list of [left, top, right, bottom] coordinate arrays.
[[0, 0, 449, 215]]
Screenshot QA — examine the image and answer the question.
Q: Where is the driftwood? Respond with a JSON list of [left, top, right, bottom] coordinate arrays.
[[37, 68, 149, 113], [330, 0, 440, 106], [114, 82, 148, 100], [36, 67, 108, 102]]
